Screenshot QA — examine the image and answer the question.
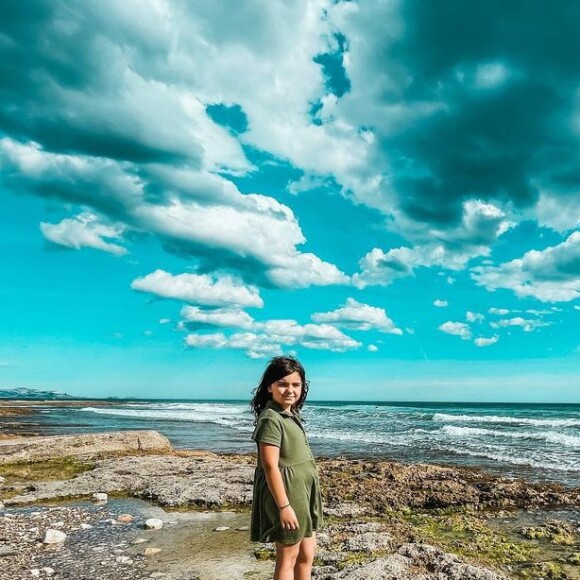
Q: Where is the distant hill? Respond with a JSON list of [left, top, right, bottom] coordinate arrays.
[[0, 387, 79, 400]]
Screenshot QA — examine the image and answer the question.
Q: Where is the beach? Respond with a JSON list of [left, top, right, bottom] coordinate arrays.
[[1, 399, 579, 579]]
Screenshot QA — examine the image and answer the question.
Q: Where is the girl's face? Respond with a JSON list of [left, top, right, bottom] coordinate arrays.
[[267, 371, 303, 410]]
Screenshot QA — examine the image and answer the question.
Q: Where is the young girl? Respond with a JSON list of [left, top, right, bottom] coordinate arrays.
[[249, 356, 323, 580]]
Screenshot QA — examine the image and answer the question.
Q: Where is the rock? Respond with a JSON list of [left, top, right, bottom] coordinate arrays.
[[214, 526, 230, 531], [117, 514, 134, 523], [41, 568, 55, 576], [0, 545, 18, 556], [144, 518, 163, 530], [42, 529, 67, 544], [115, 555, 133, 564], [93, 492, 108, 503], [344, 531, 394, 553], [0, 430, 172, 464], [80, 523, 93, 529], [132, 537, 149, 544], [143, 547, 162, 556], [235, 525, 249, 531], [30, 569, 40, 577]]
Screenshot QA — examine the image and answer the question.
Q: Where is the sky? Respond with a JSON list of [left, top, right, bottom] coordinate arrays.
[[0, 0, 579, 402]]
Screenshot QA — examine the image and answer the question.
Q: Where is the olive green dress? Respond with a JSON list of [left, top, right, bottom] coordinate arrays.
[[250, 399, 323, 544]]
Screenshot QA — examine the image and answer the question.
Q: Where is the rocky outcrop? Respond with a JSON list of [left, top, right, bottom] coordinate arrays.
[[3, 454, 255, 506], [0, 430, 172, 464]]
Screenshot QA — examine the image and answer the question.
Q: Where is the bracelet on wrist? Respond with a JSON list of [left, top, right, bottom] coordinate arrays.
[[278, 503, 290, 511]]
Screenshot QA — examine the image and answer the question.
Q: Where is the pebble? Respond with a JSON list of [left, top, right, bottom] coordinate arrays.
[[42, 529, 67, 544], [214, 526, 230, 532], [144, 518, 163, 530], [143, 547, 162, 556], [93, 492, 108, 503], [80, 523, 93, 529], [117, 514, 134, 523], [30, 569, 40, 577], [41, 568, 55, 576], [132, 537, 149, 544], [115, 556, 133, 564], [236, 525, 249, 531]]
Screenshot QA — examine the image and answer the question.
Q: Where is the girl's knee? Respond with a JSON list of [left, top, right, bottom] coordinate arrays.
[[276, 541, 301, 565]]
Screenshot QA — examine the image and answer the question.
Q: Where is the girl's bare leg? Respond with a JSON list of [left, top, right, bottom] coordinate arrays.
[[274, 541, 300, 580], [294, 532, 316, 580]]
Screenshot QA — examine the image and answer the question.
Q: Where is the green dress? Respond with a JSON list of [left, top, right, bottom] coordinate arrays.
[[250, 399, 323, 544]]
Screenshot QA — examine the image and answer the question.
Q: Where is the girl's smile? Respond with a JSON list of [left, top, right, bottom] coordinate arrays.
[[268, 371, 303, 412]]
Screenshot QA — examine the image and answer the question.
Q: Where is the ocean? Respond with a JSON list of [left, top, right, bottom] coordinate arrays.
[[28, 400, 580, 487]]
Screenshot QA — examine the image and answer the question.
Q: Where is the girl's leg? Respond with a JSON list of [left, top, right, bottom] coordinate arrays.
[[274, 541, 300, 580], [294, 532, 316, 580]]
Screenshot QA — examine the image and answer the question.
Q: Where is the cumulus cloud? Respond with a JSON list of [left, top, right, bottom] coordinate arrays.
[[488, 307, 510, 315], [185, 319, 361, 358], [466, 311, 484, 324], [489, 317, 550, 333], [472, 231, 580, 302], [352, 200, 513, 287], [433, 299, 448, 307], [474, 335, 499, 347], [40, 212, 127, 256], [312, 297, 402, 334], [131, 270, 263, 308], [438, 321, 472, 340], [181, 306, 255, 330]]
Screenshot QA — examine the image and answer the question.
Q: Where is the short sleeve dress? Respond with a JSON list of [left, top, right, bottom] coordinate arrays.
[[250, 399, 323, 544]]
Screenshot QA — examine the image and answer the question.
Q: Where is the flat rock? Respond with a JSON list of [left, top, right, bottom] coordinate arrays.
[[0, 430, 172, 464]]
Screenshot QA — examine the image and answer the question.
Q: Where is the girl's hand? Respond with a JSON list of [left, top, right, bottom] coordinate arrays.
[[279, 505, 299, 531]]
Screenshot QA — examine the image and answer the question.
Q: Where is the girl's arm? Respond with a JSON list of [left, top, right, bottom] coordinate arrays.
[[260, 442, 299, 529]]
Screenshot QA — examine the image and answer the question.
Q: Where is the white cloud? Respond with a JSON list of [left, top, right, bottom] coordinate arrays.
[[433, 299, 448, 307], [439, 321, 472, 340], [311, 297, 402, 334], [466, 311, 484, 323], [266, 253, 350, 289], [131, 269, 263, 308], [185, 319, 361, 358], [181, 306, 255, 329], [159, 318, 171, 324], [353, 201, 514, 288], [489, 317, 550, 332], [367, 344, 378, 352], [472, 231, 580, 302], [488, 307, 510, 315], [474, 335, 499, 347], [40, 212, 127, 256]]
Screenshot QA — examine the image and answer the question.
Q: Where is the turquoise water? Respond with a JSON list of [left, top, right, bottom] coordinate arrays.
[[28, 399, 580, 487]]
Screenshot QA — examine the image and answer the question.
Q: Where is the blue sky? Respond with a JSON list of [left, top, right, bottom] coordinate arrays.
[[1, 0, 579, 402]]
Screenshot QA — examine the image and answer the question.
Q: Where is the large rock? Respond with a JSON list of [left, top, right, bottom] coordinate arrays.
[[0, 430, 172, 464], [4, 454, 255, 507]]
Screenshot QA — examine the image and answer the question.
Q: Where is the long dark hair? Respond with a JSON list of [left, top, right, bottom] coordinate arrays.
[[249, 356, 309, 425]]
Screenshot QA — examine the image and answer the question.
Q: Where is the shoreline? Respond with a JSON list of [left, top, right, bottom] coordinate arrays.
[[0, 431, 579, 579]]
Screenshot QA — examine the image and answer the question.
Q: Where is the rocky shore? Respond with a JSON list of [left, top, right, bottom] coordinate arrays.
[[0, 430, 578, 579]]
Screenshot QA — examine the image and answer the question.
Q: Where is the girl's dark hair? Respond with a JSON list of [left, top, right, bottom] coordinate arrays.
[[250, 356, 309, 424]]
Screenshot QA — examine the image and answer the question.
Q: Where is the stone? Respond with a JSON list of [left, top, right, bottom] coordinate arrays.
[[115, 555, 133, 564], [0, 545, 18, 557], [132, 537, 149, 544], [93, 492, 108, 503], [143, 547, 162, 556], [80, 523, 93, 529], [42, 529, 66, 544], [117, 514, 134, 523], [0, 430, 172, 464], [144, 518, 163, 530], [235, 525, 249, 531], [30, 570, 40, 577], [41, 568, 55, 576], [214, 526, 230, 531]]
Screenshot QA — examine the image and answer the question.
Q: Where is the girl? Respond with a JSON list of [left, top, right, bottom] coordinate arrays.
[[249, 356, 323, 580]]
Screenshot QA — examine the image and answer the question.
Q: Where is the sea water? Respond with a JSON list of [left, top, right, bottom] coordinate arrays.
[[30, 400, 580, 487]]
